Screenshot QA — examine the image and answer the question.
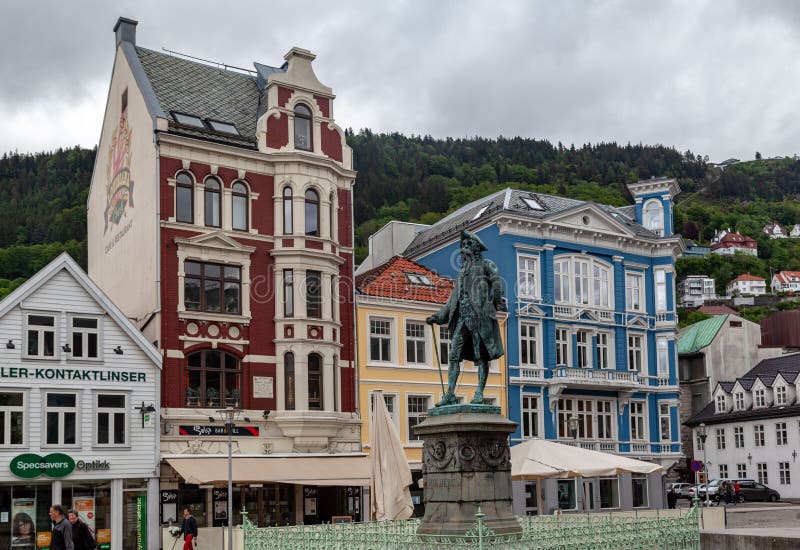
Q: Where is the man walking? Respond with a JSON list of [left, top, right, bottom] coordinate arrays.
[[49, 505, 74, 550], [180, 508, 198, 550], [67, 509, 95, 550]]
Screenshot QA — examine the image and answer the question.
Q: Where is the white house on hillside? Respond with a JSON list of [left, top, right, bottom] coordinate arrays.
[[772, 271, 800, 293], [726, 274, 767, 297]]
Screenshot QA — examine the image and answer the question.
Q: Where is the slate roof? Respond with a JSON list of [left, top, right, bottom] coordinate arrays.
[[685, 400, 800, 427], [135, 47, 264, 148], [355, 256, 453, 304], [403, 188, 659, 257], [677, 315, 728, 354]]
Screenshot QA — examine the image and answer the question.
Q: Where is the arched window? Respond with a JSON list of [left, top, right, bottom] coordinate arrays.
[[283, 186, 293, 234], [204, 177, 221, 227], [284, 352, 295, 411], [329, 192, 335, 239], [176, 171, 194, 223], [294, 103, 312, 151], [305, 189, 319, 236], [644, 199, 664, 236], [232, 182, 248, 231], [308, 353, 323, 410], [185, 349, 240, 407]]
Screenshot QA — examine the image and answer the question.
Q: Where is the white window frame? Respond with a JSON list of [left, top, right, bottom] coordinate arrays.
[[368, 391, 400, 441], [405, 319, 427, 365], [595, 331, 612, 369], [0, 391, 26, 447], [627, 333, 644, 372], [757, 463, 768, 485], [659, 403, 671, 441], [625, 271, 644, 312], [715, 394, 726, 413], [438, 326, 451, 365], [517, 254, 540, 300], [406, 394, 432, 444], [521, 394, 540, 439], [554, 256, 613, 309], [630, 401, 647, 441], [368, 316, 393, 363], [775, 385, 787, 405], [776, 422, 788, 445], [643, 199, 664, 236], [718, 464, 728, 479], [754, 424, 765, 447], [737, 463, 747, 479], [556, 478, 578, 511], [779, 462, 791, 485], [656, 337, 669, 377], [519, 322, 540, 368], [555, 327, 570, 367], [715, 427, 726, 450], [576, 330, 591, 369], [655, 269, 668, 312], [734, 392, 745, 411], [95, 392, 128, 447], [68, 314, 102, 361], [596, 400, 614, 440], [733, 426, 744, 448], [23, 311, 58, 359], [754, 388, 766, 408], [43, 391, 78, 447]]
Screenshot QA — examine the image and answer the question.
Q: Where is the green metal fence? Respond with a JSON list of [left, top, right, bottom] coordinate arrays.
[[242, 505, 700, 549]]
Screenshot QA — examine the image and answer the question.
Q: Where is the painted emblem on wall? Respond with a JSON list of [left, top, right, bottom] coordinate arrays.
[[104, 109, 135, 235]]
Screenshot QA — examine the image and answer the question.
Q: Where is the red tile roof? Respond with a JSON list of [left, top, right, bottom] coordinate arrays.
[[774, 271, 800, 284], [355, 256, 453, 304], [698, 305, 738, 316], [710, 232, 757, 250], [728, 273, 765, 283]]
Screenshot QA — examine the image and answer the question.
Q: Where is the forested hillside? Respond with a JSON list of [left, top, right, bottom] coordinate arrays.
[[2, 134, 800, 302]]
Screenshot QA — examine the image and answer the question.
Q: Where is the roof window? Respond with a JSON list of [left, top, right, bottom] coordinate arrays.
[[473, 205, 489, 220], [172, 112, 205, 128], [406, 273, 432, 286], [207, 120, 239, 135], [522, 196, 544, 210]]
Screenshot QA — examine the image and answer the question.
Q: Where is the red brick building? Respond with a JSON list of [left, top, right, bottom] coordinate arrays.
[[87, 18, 364, 529]]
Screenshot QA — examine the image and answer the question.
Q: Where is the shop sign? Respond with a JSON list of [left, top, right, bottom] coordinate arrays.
[[178, 425, 260, 436], [0, 366, 146, 383], [10, 453, 75, 479], [136, 495, 147, 550], [96, 528, 111, 550]]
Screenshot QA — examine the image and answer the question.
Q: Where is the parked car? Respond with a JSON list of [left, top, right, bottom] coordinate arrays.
[[669, 483, 694, 500], [737, 480, 780, 502]]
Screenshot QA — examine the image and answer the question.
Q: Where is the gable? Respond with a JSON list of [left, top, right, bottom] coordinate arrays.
[[545, 205, 636, 237], [175, 231, 257, 255], [20, 270, 105, 316]]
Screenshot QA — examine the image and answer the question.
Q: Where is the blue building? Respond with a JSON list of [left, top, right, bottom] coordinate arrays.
[[403, 179, 684, 485]]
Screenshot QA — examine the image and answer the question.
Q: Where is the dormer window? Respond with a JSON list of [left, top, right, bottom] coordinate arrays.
[[754, 388, 766, 408], [734, 392, 745, 411], [643, 199, 664, 236], [294, 104, 312, 151], [775, 385, 787, 405], [715, 394, 726, 413]]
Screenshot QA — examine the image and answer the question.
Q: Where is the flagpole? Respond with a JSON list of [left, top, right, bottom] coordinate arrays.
[[430, 324, 446, 399]]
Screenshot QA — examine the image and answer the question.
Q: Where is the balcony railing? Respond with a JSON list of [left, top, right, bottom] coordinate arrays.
[[510, 367, 547, 384], [552, 367, 639, 388], [556, 439, 681, 456]]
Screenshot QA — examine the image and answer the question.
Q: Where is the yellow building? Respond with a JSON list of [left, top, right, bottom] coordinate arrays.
[[355, 256, 507, 511]]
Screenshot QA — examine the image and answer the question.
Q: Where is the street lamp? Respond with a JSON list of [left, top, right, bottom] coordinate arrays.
[[217, 407, 242, 550], [697, 423, 710, 507]]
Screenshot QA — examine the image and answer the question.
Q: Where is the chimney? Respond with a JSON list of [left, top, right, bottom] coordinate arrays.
[[114, 17, 138, 47]]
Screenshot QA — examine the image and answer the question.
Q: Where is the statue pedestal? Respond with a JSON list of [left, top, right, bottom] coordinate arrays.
[[413, 407, 521, 536]]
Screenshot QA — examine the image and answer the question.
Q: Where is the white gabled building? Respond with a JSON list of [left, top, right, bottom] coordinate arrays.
[[0, 253, 161, 550], [726, 274, 767, 297], [687, 354, 800, 499], [771, 271, 800, 293]]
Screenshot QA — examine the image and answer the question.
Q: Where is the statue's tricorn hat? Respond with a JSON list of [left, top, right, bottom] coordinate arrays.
[[460, 230, 488, 251]]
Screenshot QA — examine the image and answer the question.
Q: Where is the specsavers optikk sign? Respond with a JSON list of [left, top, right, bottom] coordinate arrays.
[[11, 453, 75, 478], [0, 366, 145, 382]]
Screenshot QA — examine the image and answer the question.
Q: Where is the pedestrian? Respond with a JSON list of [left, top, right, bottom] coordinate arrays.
[[49, 504, 74, 550], [734, 480, 741, 504], [667, 487, 678, 509], [67, 509, 96, 550], [725, 480, 733, 506], [180, 508, 198, 550]]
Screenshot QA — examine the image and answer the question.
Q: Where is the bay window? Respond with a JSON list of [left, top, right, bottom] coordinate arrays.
[[656, 337, 669, 377], [306, 270, 322, 318], [655, 269, 668, 312], [185, 350, 241, 408], [308, 354, 323, 410], [554, 256, 612, 308]]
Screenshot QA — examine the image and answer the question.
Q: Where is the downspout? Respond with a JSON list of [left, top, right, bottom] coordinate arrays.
[[350, 180, 360, 417]]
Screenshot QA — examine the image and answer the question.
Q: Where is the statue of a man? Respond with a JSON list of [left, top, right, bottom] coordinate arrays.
[[426, 230, 505, 406]]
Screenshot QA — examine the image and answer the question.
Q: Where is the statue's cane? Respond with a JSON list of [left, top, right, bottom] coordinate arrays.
[[430, 323, 446, 400]]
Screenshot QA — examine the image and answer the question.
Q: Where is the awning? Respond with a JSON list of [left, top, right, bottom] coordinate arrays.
[[165, 456, 370, 486]]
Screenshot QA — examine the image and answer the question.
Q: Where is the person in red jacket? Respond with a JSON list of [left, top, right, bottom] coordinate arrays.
[[734, 480, 742, 504]]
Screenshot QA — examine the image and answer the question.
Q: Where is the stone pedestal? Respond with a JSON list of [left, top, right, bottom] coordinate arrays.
[[412, 405, 521, 536]]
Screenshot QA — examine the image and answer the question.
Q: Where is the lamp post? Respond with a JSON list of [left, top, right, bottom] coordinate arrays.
[[697, 423, 710, 507], [217, 407, 242, 550]]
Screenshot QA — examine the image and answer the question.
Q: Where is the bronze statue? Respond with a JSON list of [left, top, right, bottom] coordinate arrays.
[[426, 230, 505, 406]]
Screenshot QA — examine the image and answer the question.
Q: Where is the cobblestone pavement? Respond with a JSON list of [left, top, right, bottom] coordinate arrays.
[[718, 502, 800, 529]]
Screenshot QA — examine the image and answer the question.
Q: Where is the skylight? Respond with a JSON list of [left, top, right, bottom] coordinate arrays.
[[207, 120, 239, 135], [406, 273, 432, 285], [172, 112, 205, 128], [473, 205, 489, 220], [522, 197, 544, 210]]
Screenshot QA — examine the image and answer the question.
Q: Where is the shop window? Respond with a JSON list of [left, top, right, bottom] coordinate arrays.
[[0, 391, 24, 446], [557, 479, 576, 510], [231, 182, 248, 231], [283, 186, 293, 234], [175, 171, 194, 223], [294, 103, 312, 151], [305, 189, 320, 236], [306, 270, 322, 318], [204, 177, 221, 227], [308, 353, 323, 410], [96, 393, 127, 446], [184, 261, 241, 314], [25, 313, 56, 358], [45, 392, 77, 446], [185, 350, 241, 407], [599, 478, 619, 509], [70, 316, 100, 359], [632, 474, 648, 507]]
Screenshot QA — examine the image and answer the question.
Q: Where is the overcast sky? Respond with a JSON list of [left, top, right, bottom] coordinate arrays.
[[1, 0, 798, 161]]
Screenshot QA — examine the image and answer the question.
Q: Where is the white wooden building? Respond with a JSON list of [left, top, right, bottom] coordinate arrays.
[[0, 253, 161, 550]]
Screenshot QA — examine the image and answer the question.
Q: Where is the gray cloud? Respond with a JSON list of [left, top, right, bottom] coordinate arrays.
[[1, 0, 798, 161]]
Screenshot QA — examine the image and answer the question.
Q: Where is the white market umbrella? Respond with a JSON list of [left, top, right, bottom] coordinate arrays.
[[370, 391, 414, 520]]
